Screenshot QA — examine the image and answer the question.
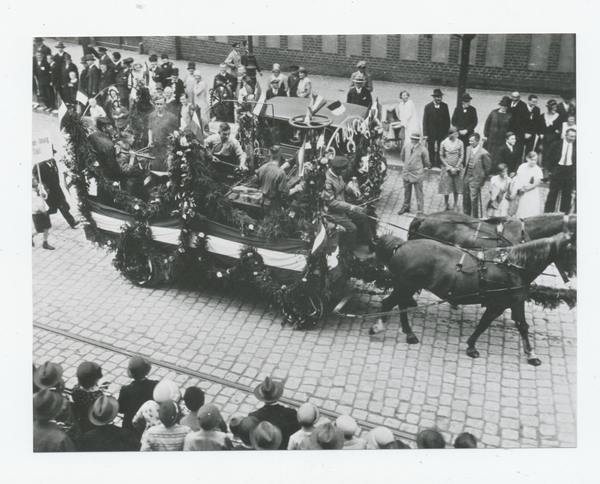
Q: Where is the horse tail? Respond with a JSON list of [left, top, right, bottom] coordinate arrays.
[[407, 216, 426, 240], [375, 234, 405, 266]]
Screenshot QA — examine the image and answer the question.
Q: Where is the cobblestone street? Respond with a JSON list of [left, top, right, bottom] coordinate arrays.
[[32, 108, 577, 449]]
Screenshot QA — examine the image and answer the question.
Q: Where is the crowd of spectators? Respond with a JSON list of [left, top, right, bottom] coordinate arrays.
[[33, 357, 478, 452]]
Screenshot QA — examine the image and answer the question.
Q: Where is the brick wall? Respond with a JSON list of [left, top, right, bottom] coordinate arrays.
[[140, 35, 575, 94]]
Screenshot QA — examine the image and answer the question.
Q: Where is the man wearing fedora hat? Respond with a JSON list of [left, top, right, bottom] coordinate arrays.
[[308, 422, 345, 450], [33, 389, 76, 452], [34, 37, 52, 58], [82, 54, 100, 98], [347, 73, 372, 109], [89, 45, 115, 70], [422, 88, 451, 168], [323, 156, 376, 251], [451, 92, 478, 154], [397, 132, 431, 216], [248, 376, 300, 450], [250, 421, 283, 450], [350, 60, 373, 92], [53, 41, 69, 67], [78, 395, 140, 451]]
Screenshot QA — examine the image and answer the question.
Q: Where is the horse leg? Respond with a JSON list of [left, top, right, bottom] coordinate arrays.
[[369, 291, 400, 335], [399, 300, 419, 344], [511, 302, 541, 366], [466, 305, 506, 359]]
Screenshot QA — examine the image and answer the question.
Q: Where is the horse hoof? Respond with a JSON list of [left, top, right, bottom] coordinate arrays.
[[527, 357, 542, 367], [406, 334, 419, 344], [466, 348, 480, 359]]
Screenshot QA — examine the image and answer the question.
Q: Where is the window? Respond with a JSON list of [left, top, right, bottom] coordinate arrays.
[[528, 34, 552, 71], [370, 35, 387, 58], [557, 34, 575, 72], [431, 34, 450, 63], [215, 36, 228, 44], [346, 35, 362, 56], [322, 35, 338, 54], [266, 36, 280, 49], [485, 34, 506, 67], [399, 34, 418, 61], [288, 35, 302, 50]]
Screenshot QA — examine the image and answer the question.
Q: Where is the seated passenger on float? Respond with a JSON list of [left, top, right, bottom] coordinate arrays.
[[204, 123, 248, 174], [255, 145, 302, 214], [116, 128, 148, 200]]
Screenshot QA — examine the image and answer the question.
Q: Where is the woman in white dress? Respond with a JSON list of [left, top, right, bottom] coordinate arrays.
[[192, 70, 210, 127], [396, 91, 420, 137], [515, 151, 544, 218], [296, 67, 312, 98], [487, 163, 511, 217]]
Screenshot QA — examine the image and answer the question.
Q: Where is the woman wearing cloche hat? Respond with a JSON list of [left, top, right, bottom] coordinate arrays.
[[483, 95, 513, 167]]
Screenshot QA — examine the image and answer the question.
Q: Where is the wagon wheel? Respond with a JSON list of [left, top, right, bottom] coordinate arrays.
[[120, 250, 158, 287], [210, 85, 234, 121], [282, 294, 324, 328]]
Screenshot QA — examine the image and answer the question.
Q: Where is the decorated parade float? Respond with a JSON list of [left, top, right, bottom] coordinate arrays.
[[61, 84, 393, 328]]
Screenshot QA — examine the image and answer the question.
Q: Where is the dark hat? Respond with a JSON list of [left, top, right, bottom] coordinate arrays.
[[80, 56, 87, 63], [270, 78, 280, 85], [253, 376, 284, 403], [232, 42, 240, 48], [309, 422, 345, 450], [250, 421, 282, 450], [431, 88, 444, 97], [499, 96, 511, 107], [148, 54, 158, 62], [33, 389, 64, 420], [84, 54, 95, 62], [238, 416, 260, 446], [98, 46, 107, 52], [33, 362, 64, 390], [171, 67, 179, 76], [55, 42, 65, 48], [298, 66, 307, 74], [160, 53, 169, 59], [197, 403, 223, 431], [546, 98, 558, 107], [416, 428, 446, 449], [76, 361, 102, 386], [123, 57, 134, 65], [183, 386, 205, 412], [288, 65, 299, 71], [460, 92, 472, 101], [88, 395, 119, 426], [330, 156, 349, 168], [158, 401, 180, 427], [127, 356, 151, 380], [34, 37, 44, 42], [155, 82, 164, 90], [187, 62, 196, 70]]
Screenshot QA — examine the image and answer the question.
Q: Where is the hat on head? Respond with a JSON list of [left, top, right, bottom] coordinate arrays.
[[80, 56, 88, 63], [197, 403, 223, 431], [546, 98, 558, 108], [460, 92, 472, 101], [499, 96, 511, 107], [410, 132, 422, 140], [272, 63, 281, 72], [416, 428, 446, 448], [33, 362, 64, 390], [298, 66, 307, 73], [356, 60, 367, 68], [353, 72, 365, 82], [431, 88, 444, 97], [158, 401, 180, 428], [309, 422, 345, 450], [253, 376, 284, 404], [297, 402, 320, 426], [34, 37, 44, 42], [187, 62, 196, 70], [123, 57, 134, 65], [155, 82, 164, 90], [148, 54, 158, 62], [76, 361, 102, 386], [270, 78, 280, 85], [335, 415, 358, 438], [160, 53, 169, 59], [153, 379, 180, 403], [238, 416, 260, 446], [367, 426, 395, 449], [330, 155, 349, 168], [33, 389, 64, 420], [127, 356, 151, 380], [288, 65, 299, 71], [448, 126, 459, 135], [183, 386, 205, 412], [232, 41, 240, 48], [250, 421, 282, 450], [88, 395, 119, 426], [171, 67, 179, 76], [97, 46, 107, 52], [55, 42, 65, 48], [84, 54, 95, 62]]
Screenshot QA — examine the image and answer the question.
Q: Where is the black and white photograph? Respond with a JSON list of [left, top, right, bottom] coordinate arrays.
[[7, 1, 599, 482]]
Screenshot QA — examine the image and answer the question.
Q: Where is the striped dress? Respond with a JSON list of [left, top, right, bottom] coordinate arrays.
[[140, 424, 192, 451]]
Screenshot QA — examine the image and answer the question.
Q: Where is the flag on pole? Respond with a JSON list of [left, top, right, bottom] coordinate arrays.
[[58, 101, 68, 128], [371, 97, 383, 121], [76, 90, 88, 105], [187, 106, 205, 143], [327, 100, 345, 116], [316, 132, 325, 149], [252, 92, 267, 116], [311, 93, 327, 115]]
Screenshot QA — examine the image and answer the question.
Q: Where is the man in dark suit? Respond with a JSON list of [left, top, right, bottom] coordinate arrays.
[[89, 45, 114, 70], [496, 131, 520, 174], [422, 88, 451, 168], [544, 129, 576, 214], [33, 157, 79, 228], [508, 91, 530, 162], [33, 52, 54, 111], [47, 54, 62, 108], [170, 68, 185, 104], [265, 78, 287, 100], [346, 73, 372, 108], [463, 132, 492, 218], [557, 89, 576, 123], [155, 54, 174, 88], [34, 37, 52, 57], [523, 94, 541, 155], [451, 92, 478, 154], [115, 56, 132, 108], [248, 377, 300, 450], [82, 54, 100, 98], [98, 60, 115, 104], [53, 41, 69, 67]]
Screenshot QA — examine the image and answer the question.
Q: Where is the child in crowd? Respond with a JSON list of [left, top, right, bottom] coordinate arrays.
[[183, 404, 232, 451], [288, 402, 320, 450], [117, 356, 158, 433], [416, 428, 446, 448], [180, 386, 205, 431], [454, 432, 477, 448], [366, 426, 395, 449], [233, 416, 259, 450], [66, 71, 79, 107], [335, 415, 367, 450], [132, 379, 181, 437], [140, 401, 191, 451], [71, 361, 105, 434], [88, 97, 106, 126]]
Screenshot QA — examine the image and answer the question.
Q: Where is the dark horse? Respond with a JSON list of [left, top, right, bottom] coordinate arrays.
[[370, 232, 576, 366], [407, 212, 576, 249]]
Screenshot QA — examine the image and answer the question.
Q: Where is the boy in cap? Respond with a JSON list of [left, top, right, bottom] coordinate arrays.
[[183, 403, 233, 450], [117, 356, 159, 432], [350, 60, 373, 92], [33, 389, 76, 452], [336, 415, 367, 450], [140, 401, 191, 451], [77, 395, 140, 451], [288, 402, 320, 450], [416, 428, 446, 448], [180, 386, 205, 431], [250, 421, 282, 450], [248, 376, 300, 450], [132, 379, 181, 437], [71, 361, 105, 434]]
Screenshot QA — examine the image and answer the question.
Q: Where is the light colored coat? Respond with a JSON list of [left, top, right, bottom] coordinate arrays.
[[401, 142, 430, 182]]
